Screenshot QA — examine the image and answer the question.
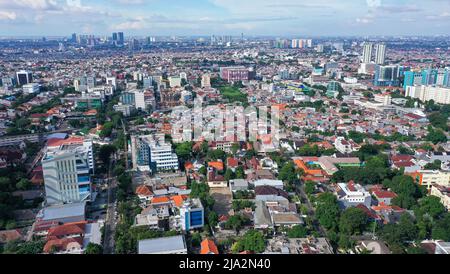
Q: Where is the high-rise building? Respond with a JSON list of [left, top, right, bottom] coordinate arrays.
[[406, 85, 450, 105], [403, 68, 450, 89], [131, 134, 179, 173], [375, 43, 386, 65], [71, 33, 77, 43], [16, 70, 33, 86], [118, 32, 124, 45], [362, 42, 373, 64], [42, 137, 94, 205], [374, 65, 401, 87]]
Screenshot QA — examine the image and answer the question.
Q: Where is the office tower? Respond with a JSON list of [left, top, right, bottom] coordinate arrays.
[[118, 32, 124, 45], [112, 32, 118, 45], [71, 33, 77, 43], [16, 70, 33, 86], [362, 42, 373, 64], [375, 43, 386, 65], [180, 199, 204, 231], [42, 137, 94, 205], [201, 73, 211, 88], [374, 65, 401, 86]]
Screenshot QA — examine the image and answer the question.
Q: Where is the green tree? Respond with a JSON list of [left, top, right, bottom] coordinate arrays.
[[84, 243, 103, 254], [287, 225, 308, 238], [418, 196, 445, 219], [315, 193, 340, 231], [98, 144, 116, 164], [15, 178, 31, 191], [233, 230, 265, 253], [432, 213, 450, 241], [175, 142, 193, 161], [208, 211, 219, 228], [339, 207, 368, 236], [278, 162, 298, 185], [191, 232, 202, 247]]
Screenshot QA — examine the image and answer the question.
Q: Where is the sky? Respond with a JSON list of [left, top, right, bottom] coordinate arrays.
[[0, 0, 450, 36]]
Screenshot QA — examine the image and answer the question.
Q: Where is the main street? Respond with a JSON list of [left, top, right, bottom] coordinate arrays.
[[102, 159, 118, 254], [296, 183, 326, 237]]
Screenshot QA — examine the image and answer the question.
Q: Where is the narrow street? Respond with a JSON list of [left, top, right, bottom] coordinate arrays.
[[296, 183, 326, 237]]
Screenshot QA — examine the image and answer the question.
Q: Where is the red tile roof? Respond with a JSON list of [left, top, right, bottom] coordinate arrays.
[[151, 196, 171, 204], [227, 157, 239, 168], [373, 190, 397, 199], [135, 185, 153, 197], [47, 221, 87, 239], [200, 239, 219, 254]]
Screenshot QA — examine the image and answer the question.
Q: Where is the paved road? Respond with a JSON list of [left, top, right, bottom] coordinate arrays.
[[102, 160, 118, 254], [296, 183, 326, 237]]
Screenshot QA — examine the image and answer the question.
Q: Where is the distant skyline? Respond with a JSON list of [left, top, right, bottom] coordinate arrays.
[[0, 0, 450, 36]]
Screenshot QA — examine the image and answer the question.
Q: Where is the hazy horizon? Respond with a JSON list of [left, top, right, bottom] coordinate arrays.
[[0, 0, 450, 37]]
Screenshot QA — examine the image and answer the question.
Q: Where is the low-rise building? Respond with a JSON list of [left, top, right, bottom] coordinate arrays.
[[138, 235, 187, 254], [336, 181, 372, 208]]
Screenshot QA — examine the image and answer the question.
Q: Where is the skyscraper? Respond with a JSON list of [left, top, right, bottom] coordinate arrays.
[[118, 32, 124, 45], [375, 43, 386, 65], [362, 42, 373, 64], [16, 70, 33, 86]]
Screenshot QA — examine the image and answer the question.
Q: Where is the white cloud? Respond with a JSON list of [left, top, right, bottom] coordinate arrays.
[[0, 11, 17, 20]]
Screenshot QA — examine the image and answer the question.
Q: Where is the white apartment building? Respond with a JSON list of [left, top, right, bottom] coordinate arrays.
[[131, 134, 179, 173], [405, 85, 450, 105], [42, 144, 92, 205], [412, 170, 450, 190]]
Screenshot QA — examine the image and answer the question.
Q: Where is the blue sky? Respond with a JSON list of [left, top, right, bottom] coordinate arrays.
[[0, 0, 449, 36]]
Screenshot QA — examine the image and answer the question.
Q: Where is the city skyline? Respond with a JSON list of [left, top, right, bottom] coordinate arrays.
[[1, 0, 450, 36]]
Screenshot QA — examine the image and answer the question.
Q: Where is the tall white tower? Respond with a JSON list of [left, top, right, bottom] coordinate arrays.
[[362, 42, 373, 64], [375, 43, 386, 65]]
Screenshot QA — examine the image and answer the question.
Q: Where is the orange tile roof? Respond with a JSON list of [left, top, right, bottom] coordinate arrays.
[[293, 159, 323, 176], [171, 195, 187, 207], [208, 161, 224, 171], [200, 239, 219, 254], [184, 161, 194, 170], [151, 196, 171, 204], [47, 136, 84, 147], [135, 185, 153, 197], [47, 221, 87, 239]]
